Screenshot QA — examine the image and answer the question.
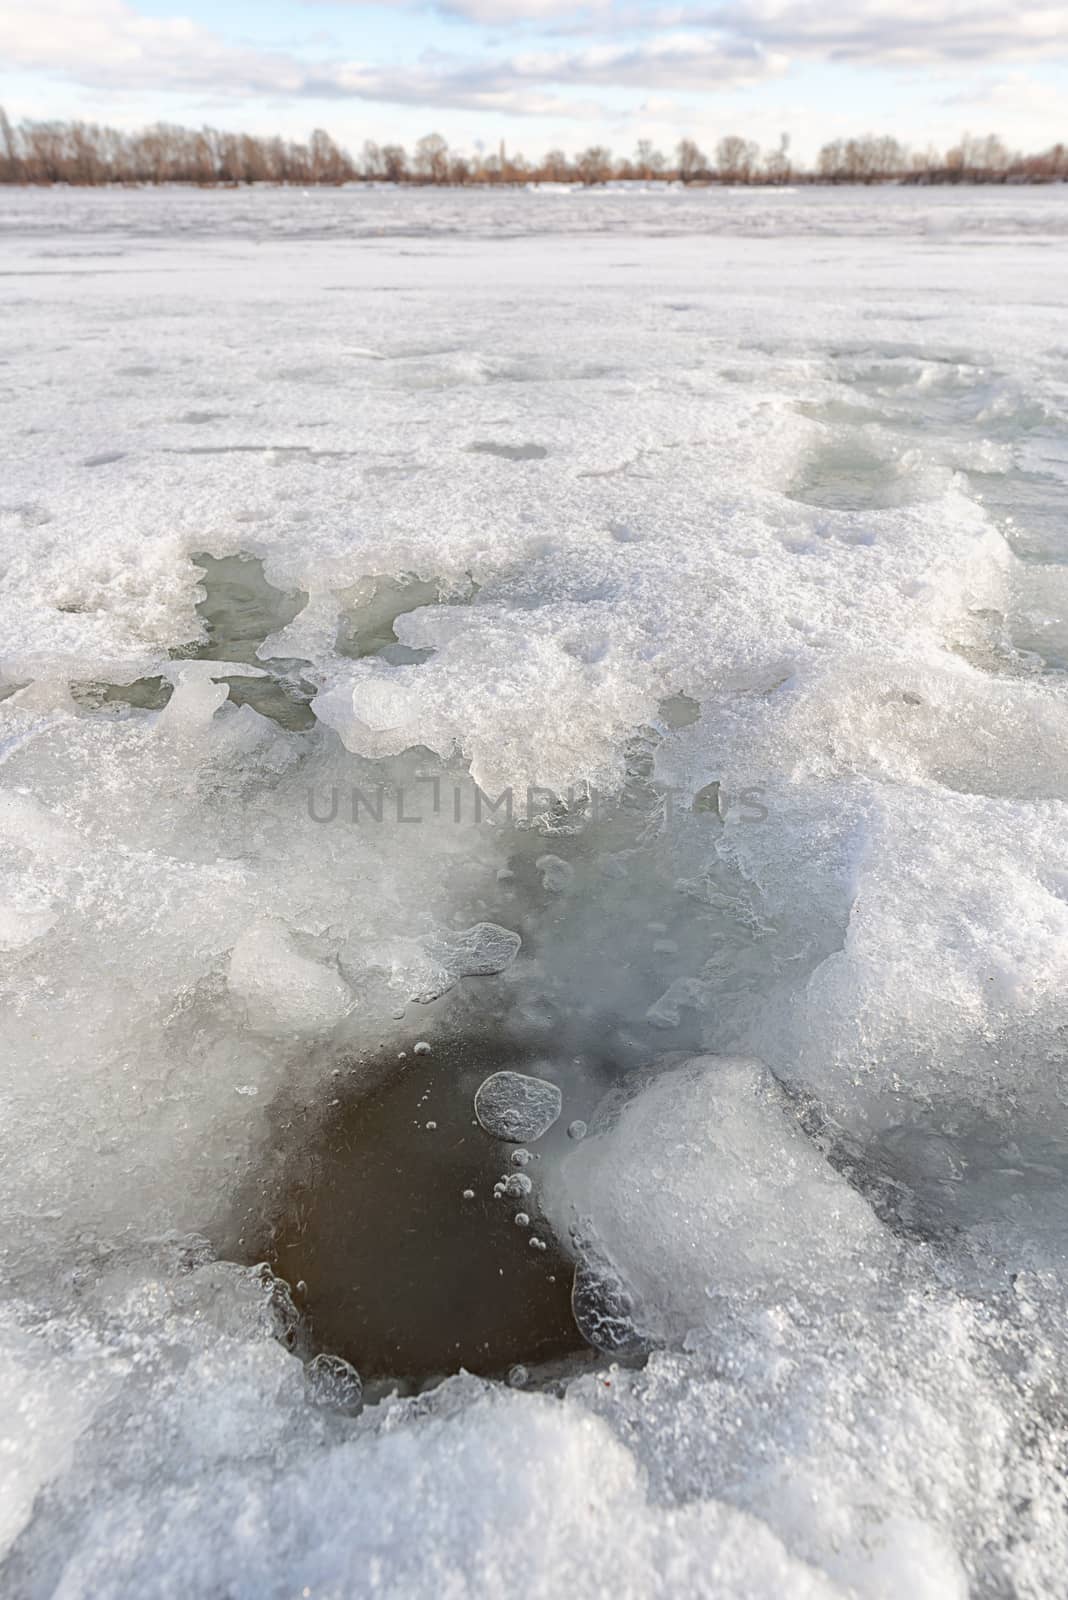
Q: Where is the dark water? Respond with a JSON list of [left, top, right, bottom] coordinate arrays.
[[240, 1037, 590, 1384]]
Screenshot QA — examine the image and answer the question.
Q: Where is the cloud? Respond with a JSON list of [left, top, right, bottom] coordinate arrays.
[[298, 38, 781, 113], [711, 0, 1068, 65], [322, 0, 1068, 67], [1, 0, 1065, 127], [943, 72, 1068, 114], [0, 0, 781, 114], [0, 0, 312, 98]]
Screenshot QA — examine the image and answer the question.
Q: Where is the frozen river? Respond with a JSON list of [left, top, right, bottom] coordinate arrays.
[[2, 184, 1068, 1597]]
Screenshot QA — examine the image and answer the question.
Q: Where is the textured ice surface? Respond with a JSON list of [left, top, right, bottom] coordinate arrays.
[[545, 1056, 891, 1343], [3, 186, 1068, 1596], [475, 1070, 563, 1142]]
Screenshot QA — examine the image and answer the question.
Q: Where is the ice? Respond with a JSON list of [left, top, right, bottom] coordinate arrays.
[[228, 920, 354, 1035], [340, 921, 520, 1007], [303, 1353, 363, 1417], [2, 184, 1068, 1596], [421, 921, 522, 980], [475, 1071, 563, 1142], [545, 1057, 891, 1343], [535, 854, 575, 893]]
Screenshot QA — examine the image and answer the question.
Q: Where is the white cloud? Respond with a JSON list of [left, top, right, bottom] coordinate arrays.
[[0, 0, 1064, 131], [943, 72, 1068, 115], [0, 0, 781, 113], [323, 0, 1068, 67], [0, 0, 310, 97], [711, 0, 1068, 65]]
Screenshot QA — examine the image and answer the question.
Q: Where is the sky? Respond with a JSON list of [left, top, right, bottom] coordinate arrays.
[[0, 0, 1065, 163]]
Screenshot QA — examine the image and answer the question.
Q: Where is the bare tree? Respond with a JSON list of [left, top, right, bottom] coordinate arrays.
[[0, 106, 20, 182], [414, 132, 449, 184], [716, 136, 760, 183], [541, 148, 572, 182], [763, 133, 792, 185], [576, 145, 613, 185], [379, 144, 409, 183], [675, 138, 707, 183], [0, 108, 1060, 188], [634, 139, 666, 180], [309, 129, 350, 184]]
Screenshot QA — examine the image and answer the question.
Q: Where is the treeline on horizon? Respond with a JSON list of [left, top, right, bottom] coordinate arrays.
[[2, 109, 1066, 188]]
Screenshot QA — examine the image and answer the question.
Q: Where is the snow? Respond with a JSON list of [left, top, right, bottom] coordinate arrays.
[[1, 184, 1068, 1596]]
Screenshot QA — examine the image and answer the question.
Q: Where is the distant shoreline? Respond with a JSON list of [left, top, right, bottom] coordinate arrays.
[[3, 111, 1066, 189], [2, 177, 1067, 192]]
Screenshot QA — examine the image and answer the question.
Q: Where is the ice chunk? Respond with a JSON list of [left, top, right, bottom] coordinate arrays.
[[545, 1056, 889, 1343], [474, 1071, 563, 1142], [645, 975, 714, 1029], [303, 1353, 362, 1417], [342, 923, 521, 1007], [156, 668, 230, 735], [227, 921, 353, 1035], [421, 921, 521, 980]]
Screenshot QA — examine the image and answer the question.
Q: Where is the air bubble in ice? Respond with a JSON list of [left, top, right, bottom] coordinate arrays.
[[501, 1172, 533, 1197], [303, 1352, 363, 1416], [511, 1149, 533, 1167], [474, 1072, 562, 1143], [535, 854, 574, 893], [567, 1120, 588, 1141], [413, 1040, 431, 1056], [515, 1212, 530, 1227], [421, 921, 521, 981], [384, 922, 523, 1006]]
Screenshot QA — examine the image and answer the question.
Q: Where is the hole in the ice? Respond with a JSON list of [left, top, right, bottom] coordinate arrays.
[[785, 435, 928, 512], [965, 469, 1068, 565], [335, 572, 477, 663], [70, 675, 173, 713], [658, 691, 701, 729], [178, 552, 307, 662], [336, 573, 442, 662], [467, 441, 549, 462], [237, 1036, 596, 1389], [172, 552, 318, 730], [945, 603, 1068, 682]]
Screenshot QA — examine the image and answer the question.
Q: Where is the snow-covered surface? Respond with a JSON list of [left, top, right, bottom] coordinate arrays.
[[2, 185, 1068, 1596]]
